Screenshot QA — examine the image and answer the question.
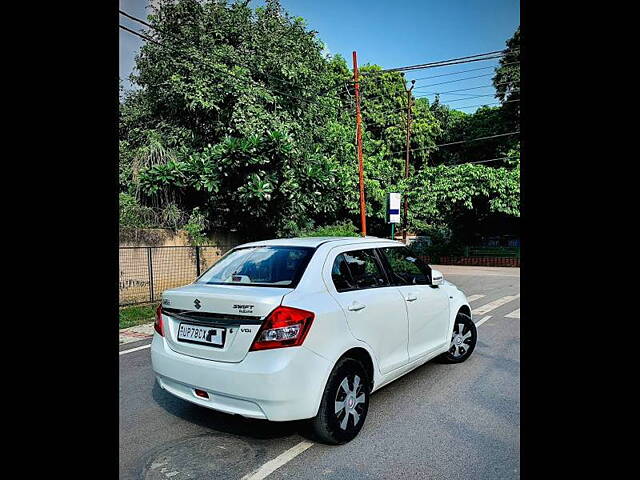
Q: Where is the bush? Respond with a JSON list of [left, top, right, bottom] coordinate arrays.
[[184, 207, 209, 245], [410, 225, 465, 257], [299, 221, 359, 237], [119, 193, 158, 228]]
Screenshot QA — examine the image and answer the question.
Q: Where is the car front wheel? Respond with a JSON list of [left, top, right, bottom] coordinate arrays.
[[310, 357, 370, 444], [436, 311, 477, 363]]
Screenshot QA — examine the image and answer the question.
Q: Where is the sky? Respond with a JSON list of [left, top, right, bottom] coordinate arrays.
[[119, 0, 520, 112]]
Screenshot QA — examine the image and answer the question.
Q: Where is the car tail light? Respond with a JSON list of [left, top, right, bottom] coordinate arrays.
[[249, 306, 315, 351], [154, 304, 164, 336]]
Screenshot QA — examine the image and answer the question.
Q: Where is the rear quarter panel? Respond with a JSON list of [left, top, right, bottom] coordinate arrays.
[[282, 285, 383, 407]]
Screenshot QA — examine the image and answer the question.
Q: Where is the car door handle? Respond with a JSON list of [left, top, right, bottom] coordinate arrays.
[[348, 301, 366, 311], [405, 293, 418, 302]]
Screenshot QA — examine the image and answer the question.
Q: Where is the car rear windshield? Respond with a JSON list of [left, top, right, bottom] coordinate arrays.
[[196, 246, 315, 288]]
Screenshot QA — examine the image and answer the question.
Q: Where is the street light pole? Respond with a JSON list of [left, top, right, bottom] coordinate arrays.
[[353, 51, 367, 237], [402, 78, 415, 244]]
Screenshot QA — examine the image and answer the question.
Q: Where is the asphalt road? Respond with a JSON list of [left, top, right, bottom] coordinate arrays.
[[119, 266, 520, 480]]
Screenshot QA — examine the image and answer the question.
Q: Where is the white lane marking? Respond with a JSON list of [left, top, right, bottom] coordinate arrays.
[[474, 315, 492, 327], [240, 441, 314, 480], [119, 344, 151, 356], [466, 294, 486, 303], [472, 294, 520, 316], [505, 308, 520, 318]]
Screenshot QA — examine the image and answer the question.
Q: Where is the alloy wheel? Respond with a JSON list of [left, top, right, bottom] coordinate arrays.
[[449, 321, 473, 358], [334, 374, 366, 430]]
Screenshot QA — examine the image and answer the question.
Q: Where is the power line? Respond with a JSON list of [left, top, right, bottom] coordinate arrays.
[[434, 156, 519, 167], [409, 61, 519, 82], [358, 60, 519, 92], [414, 80, 519, 97], [454, 99, 520, 110], [119, 23, 351, 106], [367, 155, 517, 179], [357, 92, 520, 119], [456, 102, 502, 110], [122, 9, 519, 112], [360, 48, 519, 79], [386, 131, 520, 157], [429, 89, 519, 100], [358, 75, 518, 105], [359, 76, 484, 103], [410, 65, 499, 81], [363, 93, 495, 109], [119, 25, 285, 97], [360, 104, 412, 118], [461, 156, 519, 165], [120, 9, 349, 98], [121, 15, 520, 159], [436, 131, 519, 148], [414, 93, 498, 104], [374, 50, 509, 74], [418, 91, 495, 98], [412, 73, 494, 90], [358, 62, 520, 103], [119, 9, 154, 29], [119, 24, 349, 109]]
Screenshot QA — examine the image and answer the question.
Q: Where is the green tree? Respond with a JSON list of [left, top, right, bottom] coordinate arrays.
[[351, 67, 442, 234], [121, 0, 353, 237], [408, 163, 520, 243], [120, 1, 520, 244], [493, 26, 520, 127], [493, 26, 520, 104]]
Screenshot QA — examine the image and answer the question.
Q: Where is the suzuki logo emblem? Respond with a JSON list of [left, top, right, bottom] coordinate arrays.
[[194, 298, 201, 309]]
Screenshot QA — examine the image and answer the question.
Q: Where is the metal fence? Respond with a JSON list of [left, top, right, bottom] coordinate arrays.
[[119, 242, 520, 306], [466, 246, 520, 258], [119, 245, 234, 306]]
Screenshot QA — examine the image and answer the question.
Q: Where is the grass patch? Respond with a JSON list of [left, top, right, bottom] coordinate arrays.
[[120, 304, 156, 329]]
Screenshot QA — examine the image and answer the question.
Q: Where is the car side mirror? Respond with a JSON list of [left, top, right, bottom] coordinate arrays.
[[431, 269, 444, 286]]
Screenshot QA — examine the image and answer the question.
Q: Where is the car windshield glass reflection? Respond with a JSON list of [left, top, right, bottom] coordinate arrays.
[[197, 246, 313, 287]]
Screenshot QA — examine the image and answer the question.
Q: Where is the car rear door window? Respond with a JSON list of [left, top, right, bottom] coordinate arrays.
[[331, 249, 388, 291], [379, 247, 432, 285], [331, 254, 356, 292]]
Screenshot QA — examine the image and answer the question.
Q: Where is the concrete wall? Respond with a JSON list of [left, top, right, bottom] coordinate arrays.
[[119, 228, 245, 248]]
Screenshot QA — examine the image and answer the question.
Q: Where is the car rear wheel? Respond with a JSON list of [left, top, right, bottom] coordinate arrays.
[[436, 311, 477, 363], [310, 357, 370, 445]]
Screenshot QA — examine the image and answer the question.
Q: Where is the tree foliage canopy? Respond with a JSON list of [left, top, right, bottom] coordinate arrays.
[[120, 0, 520, 243]]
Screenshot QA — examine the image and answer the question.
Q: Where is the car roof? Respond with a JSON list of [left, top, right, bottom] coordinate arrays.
[[236, 236, 404, 249]]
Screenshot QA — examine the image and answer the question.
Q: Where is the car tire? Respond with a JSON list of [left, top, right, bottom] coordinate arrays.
[[310, 357, 370, 445], [436, 311, 477, 364]]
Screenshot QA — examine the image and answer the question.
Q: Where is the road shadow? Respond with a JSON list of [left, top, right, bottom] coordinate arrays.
[[151, 381, 314, 441]]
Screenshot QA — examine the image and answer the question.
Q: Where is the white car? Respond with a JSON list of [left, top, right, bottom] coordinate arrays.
[[151, 237, 476, 444]]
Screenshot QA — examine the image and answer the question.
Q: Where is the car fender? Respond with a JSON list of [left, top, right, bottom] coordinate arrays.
[[443, 281, 471, 336]]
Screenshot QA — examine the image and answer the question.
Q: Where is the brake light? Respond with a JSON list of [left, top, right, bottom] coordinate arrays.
[[154, 304, 164, 336], [249, 306, 315, 351]]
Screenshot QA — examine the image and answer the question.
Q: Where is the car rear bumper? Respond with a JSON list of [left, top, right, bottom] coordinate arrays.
[[150, 333, 332, 421]]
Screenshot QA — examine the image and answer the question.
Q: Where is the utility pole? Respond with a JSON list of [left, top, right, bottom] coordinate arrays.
[[353, 51, 367, 237], [402, 78, 415, 244]]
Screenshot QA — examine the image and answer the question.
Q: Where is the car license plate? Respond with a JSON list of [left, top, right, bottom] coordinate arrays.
[[177, 323, 225, 347]]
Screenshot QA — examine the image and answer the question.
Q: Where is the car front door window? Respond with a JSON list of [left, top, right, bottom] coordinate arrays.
[[379, 246, 449, 360], [380, 247, 431, 285]]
